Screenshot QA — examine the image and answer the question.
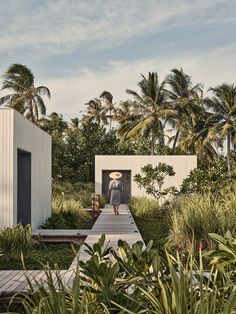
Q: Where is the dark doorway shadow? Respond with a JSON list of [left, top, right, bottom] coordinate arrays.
[[17, 149, 31, 225]]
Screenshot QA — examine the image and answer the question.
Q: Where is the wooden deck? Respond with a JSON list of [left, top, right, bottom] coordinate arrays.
[[0, 204, 143, 296]]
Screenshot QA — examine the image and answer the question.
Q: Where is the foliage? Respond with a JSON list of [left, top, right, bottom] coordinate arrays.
[[181, 155, 236, 194], [169, 190, 236, 252], [0, 224, 38, 261], [0, 243, 78, 270], [134, 163, 178, 202], [0, 63, 50, 123], [41, 210, 94, 229], [130, 197, 170, 254], [12, 235, 236, 313], [205, 231, 236, 282], [130, 196, 159, 219]]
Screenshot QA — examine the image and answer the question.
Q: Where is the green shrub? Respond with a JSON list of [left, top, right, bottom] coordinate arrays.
[[0, 224, 38, 261], [169, 191, 236, 251], [16, 235, 236, 313], [130, 196, 159, 219], [41, 210, 92, 229]]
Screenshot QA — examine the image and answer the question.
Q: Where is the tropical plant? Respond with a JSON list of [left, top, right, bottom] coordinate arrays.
[[205, 231, 236, 282], [166, 67, 203, 154], [169, 191, 236, 252], [13, 235, 236, 313], [204, 84, 236, 173], [40, 112, 68, 134], [0, 63, 51, 124], [180, 156, 236, 194], [121, 72, 176, 154], [0, 224, 38, 261], [100, 90, 116, 130], [130, 196, 159, 219], [83, 98, 108, 126], [134, 163, 177, 203]]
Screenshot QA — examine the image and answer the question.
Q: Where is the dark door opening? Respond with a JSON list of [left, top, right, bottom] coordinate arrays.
[[102, 170, 131, 204], [17, 149, 31, 225]]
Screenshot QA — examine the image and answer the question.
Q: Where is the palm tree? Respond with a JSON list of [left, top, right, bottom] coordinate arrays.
[[166, 68, 203, 153], [82, 98, 108, 126], [99, 91, 116, 131], [121, 72, 176, 154], [0, 63, 51, 124], [178, 110, 219, 159], [205, 83, 236, 173]]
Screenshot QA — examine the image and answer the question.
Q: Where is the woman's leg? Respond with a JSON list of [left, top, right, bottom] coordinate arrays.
[[113, 205, 117, 215]]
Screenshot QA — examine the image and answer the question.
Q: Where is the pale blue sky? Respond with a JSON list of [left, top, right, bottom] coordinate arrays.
[[0, 0, 236, 121]]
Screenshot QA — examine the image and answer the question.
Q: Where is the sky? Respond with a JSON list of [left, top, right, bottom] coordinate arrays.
[[0, 0, 236, 121]]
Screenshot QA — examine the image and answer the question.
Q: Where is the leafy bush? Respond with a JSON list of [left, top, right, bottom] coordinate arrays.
[[130, 196, 159, 219], [180, 156, 236, 194], [41, 210, 93, 229], [15, 235, 236, 313], [0, 224, 38, 261], [134, 163, 178, 203], [169, 191, 236, 251]]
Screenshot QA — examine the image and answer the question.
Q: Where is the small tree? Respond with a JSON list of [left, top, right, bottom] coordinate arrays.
[[134, 163, 177, 203]]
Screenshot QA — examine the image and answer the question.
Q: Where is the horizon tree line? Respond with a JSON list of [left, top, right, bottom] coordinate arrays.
[[0, 63, 236, 174]]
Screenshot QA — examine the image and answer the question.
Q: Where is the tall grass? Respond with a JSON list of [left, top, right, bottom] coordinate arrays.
[[0, 224, 38, 261], [169, 190, 236, 251], [130, 196, 159, 219]]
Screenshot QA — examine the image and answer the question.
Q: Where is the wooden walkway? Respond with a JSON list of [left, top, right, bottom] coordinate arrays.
[[0, 204, 143, 296], [69, 204, 143, 269]]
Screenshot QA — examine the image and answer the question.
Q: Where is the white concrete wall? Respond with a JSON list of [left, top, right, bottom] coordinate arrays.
[[0, 109, 14, 226], [95, 155, 197, 199], [0, 108, 51, 229]]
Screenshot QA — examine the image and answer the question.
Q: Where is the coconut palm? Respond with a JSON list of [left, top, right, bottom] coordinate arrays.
[[0, 63, 51, 124], [121, 72, 176, 154], [82, 98, 108, 126], [205, 83, 236, 173], [99, 90, 116, 131], [166, 68, 203, 153], [179, 110, 219, 159]]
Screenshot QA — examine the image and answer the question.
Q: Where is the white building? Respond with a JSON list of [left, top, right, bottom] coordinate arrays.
[[0, 108, 51, 229], [95, 155, 197, 202]]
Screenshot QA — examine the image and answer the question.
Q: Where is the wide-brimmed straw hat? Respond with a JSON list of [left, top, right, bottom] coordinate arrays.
[[109, 171, 122, 179]]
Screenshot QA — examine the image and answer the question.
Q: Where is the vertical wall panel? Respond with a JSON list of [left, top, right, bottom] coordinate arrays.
[[13, 110, 51, 229], [0, 108, 51, 229], [0, 109, 14, 226]]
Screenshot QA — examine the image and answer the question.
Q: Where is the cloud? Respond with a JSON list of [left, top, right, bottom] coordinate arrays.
[[37, 43, 236, 120], [0, 0, 235, 56]]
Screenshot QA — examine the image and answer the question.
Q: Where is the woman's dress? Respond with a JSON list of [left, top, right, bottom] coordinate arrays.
[[109, 180, 123, 205]]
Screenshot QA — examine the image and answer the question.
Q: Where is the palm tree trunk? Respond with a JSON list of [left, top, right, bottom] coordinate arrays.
[[172, 130, 179, 154], [227, 133, 231, 174], [151, 132, 155, 155], [30, 98, 34, 123], [109, 109, 112, 131]]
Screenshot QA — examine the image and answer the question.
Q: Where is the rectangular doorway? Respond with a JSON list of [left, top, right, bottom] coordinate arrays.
[[102, 170, 131, 204], [17, 149, 31, 225]]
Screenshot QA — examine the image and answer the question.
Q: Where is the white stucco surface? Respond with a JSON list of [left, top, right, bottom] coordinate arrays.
[[95, 155, 197, 198], [0, 108, 51, 228]]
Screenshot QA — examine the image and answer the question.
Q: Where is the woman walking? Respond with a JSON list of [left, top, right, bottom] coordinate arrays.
[[108, 172, 123, 215]]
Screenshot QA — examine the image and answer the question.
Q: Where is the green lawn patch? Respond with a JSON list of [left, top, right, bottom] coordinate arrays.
[[0, 242, 79, 270]]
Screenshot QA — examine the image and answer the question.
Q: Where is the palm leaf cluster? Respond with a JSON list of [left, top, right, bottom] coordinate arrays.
[[0, 63, 50, 124], [82, 69, 236, 163]]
